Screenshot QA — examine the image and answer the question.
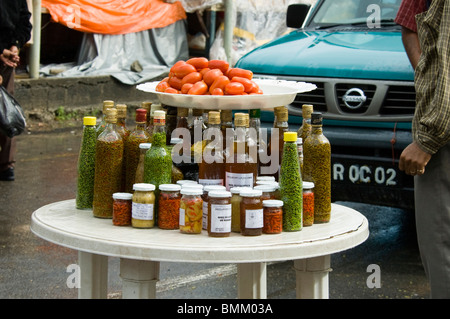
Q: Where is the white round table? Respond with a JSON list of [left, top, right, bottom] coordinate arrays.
[[31, 199, 369, 299]]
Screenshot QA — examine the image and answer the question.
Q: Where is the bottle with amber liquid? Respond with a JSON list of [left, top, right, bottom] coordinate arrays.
[[198, 111, 225, 186], [224, 113, 258, 190]]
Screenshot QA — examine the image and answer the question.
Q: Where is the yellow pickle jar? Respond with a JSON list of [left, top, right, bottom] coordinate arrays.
[[240, 189, 263, 236], [179, 188, 203, 234], [131, 183, 156, 228], [207, 190, 232, 237]]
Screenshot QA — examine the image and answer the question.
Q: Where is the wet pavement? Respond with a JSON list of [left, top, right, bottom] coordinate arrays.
[[0, 127, 430, 299]]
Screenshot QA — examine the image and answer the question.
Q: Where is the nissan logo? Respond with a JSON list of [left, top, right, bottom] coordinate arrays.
[[342, 88, 367, 109]]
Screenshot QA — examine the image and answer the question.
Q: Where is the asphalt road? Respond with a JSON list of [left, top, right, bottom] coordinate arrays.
[[0, 127, 430, 299]]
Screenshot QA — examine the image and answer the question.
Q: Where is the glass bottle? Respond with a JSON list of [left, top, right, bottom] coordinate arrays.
[[303, 112, 331, 223], [202, 185, 226, 230], [179, 188, 203, 234], [96, 100, 114, 137], [208, 190, 232, 237], [190, 108, 206, 145], [147, 103, 163, 138], [163, 105, 178, 145], [240, 189, 263, 236], [279, 131, 303, 231], [224, 113, 258, 190], [249, 108, 267, 176], [176, 107, 189, 130], [198, 111, 225, 186], [297, 137, 304, 176], [124, 108, 151, 193], [140, 101, 152, 129], [297, 104, 313, 143], [221, 109, 233, 152], [144, 110, 172, 220], [115, 103, 130, 140], [131, 183, 156, 228], [272, 106, 289, 180], [134, 142, 152, 184], [92, 108, 124, 218], [76, 116, 97, 209]]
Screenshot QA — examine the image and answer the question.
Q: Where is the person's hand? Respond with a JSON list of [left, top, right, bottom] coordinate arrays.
[[0, 75, 3, 86], [1, 48, 19, 68], [399, 141, 432, 176]]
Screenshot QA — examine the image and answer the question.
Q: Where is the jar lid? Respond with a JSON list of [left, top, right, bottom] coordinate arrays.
[[182, 184, 204, 191], [230, 187, 252, 194], [256, 176, 275, 182], [284, 132, 297, 142], [263, 199, 283, 207], [139, 142, 152, 149], [176, 180, 198, 185], [181, 188, 203, 195], [208, 190, 231, 198], [254, 184, 278, 192], [303, 181, 315, 189], [159, 184, 181, 191], [113, 192, 133, 200], [154, 110, 166, 120], [133, 183, 155, 191], [204, 185, 226, 192], [255, 181, 279, 188], [240, 189, 262, 197], [83, 116, 97, 126]]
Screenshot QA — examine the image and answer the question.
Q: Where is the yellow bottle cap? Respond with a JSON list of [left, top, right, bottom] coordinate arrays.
[[83, 116, 97, 126], [284, 131, 297, 142]]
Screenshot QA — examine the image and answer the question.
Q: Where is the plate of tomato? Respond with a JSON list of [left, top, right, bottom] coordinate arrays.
[[136, 58, 316, 110]]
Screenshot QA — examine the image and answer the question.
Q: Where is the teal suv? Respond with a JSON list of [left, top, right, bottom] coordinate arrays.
[[236, 0, 415, 210]]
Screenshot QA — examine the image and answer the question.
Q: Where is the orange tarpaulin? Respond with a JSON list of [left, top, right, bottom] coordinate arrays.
[[41, 0, 187, 35]]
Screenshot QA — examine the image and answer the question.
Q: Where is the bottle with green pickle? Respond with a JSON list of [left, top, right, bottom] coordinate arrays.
[[92, 108, 124, 218], [279, 131, 303, 231], [144, 110, 172, 219], [297, 104, 313, 143], [303, 112, 331, 223], [124, 108, 151, 193], [96, 100, 114, 137]]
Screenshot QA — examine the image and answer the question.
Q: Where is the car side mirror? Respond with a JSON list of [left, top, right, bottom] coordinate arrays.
[[287, 4, 311, 28]]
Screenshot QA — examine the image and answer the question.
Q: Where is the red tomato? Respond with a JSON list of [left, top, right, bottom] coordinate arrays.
[[155, 81, 170, 92], [186, 57, 209, 70], [172, 63, 197, 78], [168, 76, 183, 90], [181, 72, 202, 86], [209, 75, 231, 94], [224, 82, 245, 95], [164, 87, 179, 94], [227, 68, 253, 80], [181, 83, 194, 94], [231, 76, 254, 93], [203, 69, 223, 87], [199, 68, 211, 76], [170, 60, 185, 73], [211, 88, 224, 95], [188, 81, 208, 95], [208, 59, 230, 74]]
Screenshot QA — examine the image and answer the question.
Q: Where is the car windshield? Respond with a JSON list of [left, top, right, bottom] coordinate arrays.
[[309, 0, 402, 28]]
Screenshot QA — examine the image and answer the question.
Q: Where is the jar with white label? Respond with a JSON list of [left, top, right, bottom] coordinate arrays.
[[207, 190, 232, 237], [202, 185, 226, 230], [240, 189, 263, 236], [179, 188, 203, 234], [131, 183, 156, 228]]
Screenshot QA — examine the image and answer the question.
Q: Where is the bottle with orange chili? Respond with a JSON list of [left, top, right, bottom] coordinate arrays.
[[262, 199, 283, 234], [158, 183, 182, 229]]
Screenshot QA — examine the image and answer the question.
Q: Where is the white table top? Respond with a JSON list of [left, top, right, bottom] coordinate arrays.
[[31, 199, 369, 263]]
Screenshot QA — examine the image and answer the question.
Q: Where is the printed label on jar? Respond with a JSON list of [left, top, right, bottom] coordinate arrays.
[[132, 202, 154, 220], [199, 178, 224, 186], [245, 209, 263, 229], [211, 204, 232, 233], [225, 172, 253, 189], [202, 201, 208, 230], [179, 208, 185, 226]]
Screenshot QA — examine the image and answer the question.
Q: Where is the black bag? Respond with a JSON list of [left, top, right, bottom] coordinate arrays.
[[0, 86, 26, 138]]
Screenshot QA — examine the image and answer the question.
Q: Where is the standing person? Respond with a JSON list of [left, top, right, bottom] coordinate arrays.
[[396, 0, 450, 298], [0, 0, 32, 181]]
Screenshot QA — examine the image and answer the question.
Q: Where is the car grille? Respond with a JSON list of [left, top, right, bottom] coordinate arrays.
[[279, 76, 415, 122]]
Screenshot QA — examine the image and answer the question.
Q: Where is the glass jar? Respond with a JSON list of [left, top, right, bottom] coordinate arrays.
[[254, 184, 280, 200], [112, 192, 133, 226], [131, 183, 156, 228], [207, 190, 232, 237], [202, 185, 226, 230], [263, 200, 283, 234], [230, 187, 250, 233], [240, 189, 263, 236], [179, 188, 203, 234], [302, 182, 315, 227], [158, 184, 181, 229]]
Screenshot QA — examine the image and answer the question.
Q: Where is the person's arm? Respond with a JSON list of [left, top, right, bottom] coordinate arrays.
[[401, 26, 421, 70]]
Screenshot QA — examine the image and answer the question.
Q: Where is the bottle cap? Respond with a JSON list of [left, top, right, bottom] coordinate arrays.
[[159, 184, 181, 191], [154, 110, 166, 120], [297, 137, 302, 144], [177, 107, 189, 117], [105, 108, 118, 123], [234, 113, 249, 127], [230, 187, 252, 194], [139, 143, 152, 149], [284, 131, 297, 142], [133, 183, 156, 192], [136, 108, 147, 123], [302, 104, 314, 118], [262, 199, 283, 207], [256, 176, 276, 182], [180, 188, 203, 196], [113, 192, 133, 200], [221, 110, 233, 122], [116, 104, 127, 118], [208, 111, 221, 125], [141, 101, 152, 110], [249, 109, 261, 118], [277, 107, 288, 121], [240, 189, 262, 197], [83, 116, 97, 126], [311, 112, 323, 125], [102, 100, 114, 112], [208, 190, 231, 198], [303, 181, 315, 189]]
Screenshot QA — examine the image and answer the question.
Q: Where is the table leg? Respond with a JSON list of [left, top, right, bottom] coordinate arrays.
[[78, 251, 108, 299], [120, 259, 160, 299], [294, 255, 331, 299], [237, 262, 267, 299]]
